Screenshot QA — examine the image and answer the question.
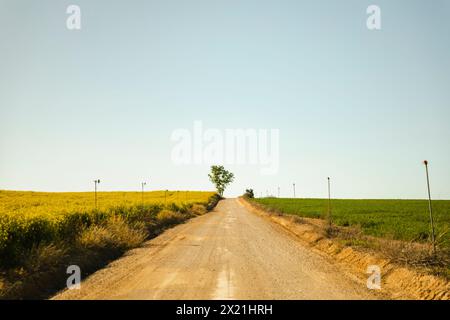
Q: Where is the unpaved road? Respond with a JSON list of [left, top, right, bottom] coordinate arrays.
[[54, 199, 381, 300]]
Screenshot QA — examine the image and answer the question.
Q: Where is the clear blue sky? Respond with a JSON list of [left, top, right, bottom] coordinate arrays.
[[1, 0, 449, 199]]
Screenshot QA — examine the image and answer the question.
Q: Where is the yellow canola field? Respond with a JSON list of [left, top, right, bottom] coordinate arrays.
[[0, 190, 216, 254]]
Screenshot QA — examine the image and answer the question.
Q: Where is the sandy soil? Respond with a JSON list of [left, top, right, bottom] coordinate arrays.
[[53, 199, 384, 300]]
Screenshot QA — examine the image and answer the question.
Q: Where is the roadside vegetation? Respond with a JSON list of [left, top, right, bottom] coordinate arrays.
[[0, 190, 220, 299], [249, 197, 450, 278]]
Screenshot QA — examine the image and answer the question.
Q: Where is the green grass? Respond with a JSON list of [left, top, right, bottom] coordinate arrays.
[[252, 198, 450, 248]]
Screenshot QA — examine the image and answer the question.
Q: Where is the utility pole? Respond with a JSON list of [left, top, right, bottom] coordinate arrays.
[[94, 179, 100, 209], [278, 186, 280, 198], [293, 183, 296, 198], [141, 182, 147, 205], [423, 160, 436, 255], [327, 177, 332, 226]]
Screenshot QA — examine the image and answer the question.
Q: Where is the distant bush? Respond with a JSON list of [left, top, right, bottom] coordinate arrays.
[[243, 189, 255, 199]]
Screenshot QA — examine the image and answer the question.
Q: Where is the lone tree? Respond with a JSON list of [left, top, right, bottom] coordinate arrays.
[[208, 165, 234, 197]]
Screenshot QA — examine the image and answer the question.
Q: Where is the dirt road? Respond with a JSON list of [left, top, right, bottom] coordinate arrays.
[[54, 199, 381, 300]]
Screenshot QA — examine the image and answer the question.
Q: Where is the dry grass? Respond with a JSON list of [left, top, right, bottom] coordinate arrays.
[[78, 217, 147, 251], [322, 221, 450, 279], [377, 239, 450, 275], [156, 210, 187, 226], [0, 244, 69, 299], [190, 204, 207, 216]]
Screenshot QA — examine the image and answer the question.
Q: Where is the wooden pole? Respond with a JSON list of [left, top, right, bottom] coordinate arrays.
[[327, 177, 332, 226], [424, 160, 436, 255]]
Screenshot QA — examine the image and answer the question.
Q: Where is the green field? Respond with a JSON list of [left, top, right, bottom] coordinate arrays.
[[252, 198, 450, 248]]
